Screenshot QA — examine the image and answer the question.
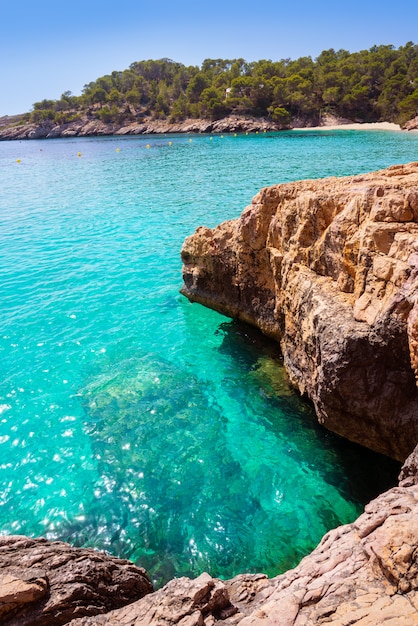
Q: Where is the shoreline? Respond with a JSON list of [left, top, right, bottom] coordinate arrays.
[[0, 116, 409, 141], [292, 121, 402, 132]]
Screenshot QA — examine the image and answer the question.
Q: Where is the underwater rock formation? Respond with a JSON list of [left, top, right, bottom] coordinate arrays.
[[181, 162, 418, 461], [2, 450, 417, 625], [20, 445, 416, 625]]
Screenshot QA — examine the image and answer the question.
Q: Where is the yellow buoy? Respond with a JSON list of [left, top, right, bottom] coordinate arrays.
[[77, 151, 82, 157], [116, 148, 121, 153], [16, 159, 21, 163], [256, 131, 259, 134], [168, 141, 172, 146], [210, 137, 213, 140], [189, 138, 192, 143], [234, 133, 237, 137], [245, 132, 249, 135], [146, 144, 150, 149], [221, 135, 224, 138], [263, 129, 267, 133]]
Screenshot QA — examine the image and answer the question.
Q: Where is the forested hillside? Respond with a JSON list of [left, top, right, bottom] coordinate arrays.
[[14, 42, 418, 128]]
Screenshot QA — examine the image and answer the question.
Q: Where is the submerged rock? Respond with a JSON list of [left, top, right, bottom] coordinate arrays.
[[181, 162, 418, 461], [13, 445, 412, 625]]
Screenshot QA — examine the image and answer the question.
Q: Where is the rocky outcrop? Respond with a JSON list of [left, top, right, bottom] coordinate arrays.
[[181, 162, 418, 461], [1, 111, 417, 140], [0, 536, 152, 625], [404, 116, 418, 131], [26, 445, 416, 625], [0, 115, 288, 140]]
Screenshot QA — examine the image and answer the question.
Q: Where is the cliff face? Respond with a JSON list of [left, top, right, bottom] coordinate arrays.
[[181, 162, 418, 461]]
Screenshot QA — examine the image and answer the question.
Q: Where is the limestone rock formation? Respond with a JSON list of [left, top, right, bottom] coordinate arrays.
[[181, 162, 418, 461], [0, 536, 153, 625], [68, 572, 238, 626]]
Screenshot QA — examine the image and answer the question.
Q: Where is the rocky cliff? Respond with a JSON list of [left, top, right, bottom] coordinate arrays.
[[1, 446, 417, 625], [181, 162, 418, 462]]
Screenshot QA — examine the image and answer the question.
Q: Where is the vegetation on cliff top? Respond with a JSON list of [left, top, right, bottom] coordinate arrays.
[[9, 42, 418, 128]]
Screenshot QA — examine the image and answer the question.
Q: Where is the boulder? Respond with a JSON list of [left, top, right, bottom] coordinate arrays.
[[181, 162, 418, 461], [0, 536, 152, 625], [403, 116, 418, 131]]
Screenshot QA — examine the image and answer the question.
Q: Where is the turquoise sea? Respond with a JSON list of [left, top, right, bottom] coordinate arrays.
[[0, 129, 415, 586]]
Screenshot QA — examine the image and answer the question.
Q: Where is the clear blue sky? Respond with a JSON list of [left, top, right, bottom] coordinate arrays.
[[1, 0, 418, 117]]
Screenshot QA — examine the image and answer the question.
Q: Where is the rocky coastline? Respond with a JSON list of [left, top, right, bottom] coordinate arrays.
[[181, 162, 418, 462], [0, 112, 414, 141], [0, 115, 289, 141]]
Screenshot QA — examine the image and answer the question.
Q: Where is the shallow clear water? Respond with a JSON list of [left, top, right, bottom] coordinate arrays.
[[0, 130, 413, 586]]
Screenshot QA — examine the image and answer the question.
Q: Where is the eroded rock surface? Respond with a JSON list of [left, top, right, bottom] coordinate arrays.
[[0, 536, 153, 625], [404, 116, 418, 131], [181, 162, 418, 461]]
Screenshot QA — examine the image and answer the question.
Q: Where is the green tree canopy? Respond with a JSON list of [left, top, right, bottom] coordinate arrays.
[[28, 44, 418, 127]]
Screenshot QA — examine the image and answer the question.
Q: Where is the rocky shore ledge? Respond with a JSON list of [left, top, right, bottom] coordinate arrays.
[[0, 115, 288, 140], [1, 445, 417, 625], [0, 112, 413, 141], [181, 162, 418, 462]]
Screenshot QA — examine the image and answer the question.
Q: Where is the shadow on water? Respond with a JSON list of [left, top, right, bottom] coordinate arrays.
[[216, 319, 401, 505]]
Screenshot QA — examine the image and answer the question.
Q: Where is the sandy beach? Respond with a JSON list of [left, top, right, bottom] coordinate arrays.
[[293, 121, 402, 131]]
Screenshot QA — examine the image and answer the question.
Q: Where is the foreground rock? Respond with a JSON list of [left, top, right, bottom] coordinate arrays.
[[181, 162, 418, 461], [52, 446, 418, 625], [0, 536, 152, 625]]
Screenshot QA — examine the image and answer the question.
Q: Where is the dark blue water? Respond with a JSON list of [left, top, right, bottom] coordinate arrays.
[[0, 130, 410, 586]]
